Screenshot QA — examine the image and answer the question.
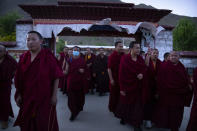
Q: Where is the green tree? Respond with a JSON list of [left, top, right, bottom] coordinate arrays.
[[0, 12, 21, 41], [173, 18, 197, 51], [0, 32, 16, 41], [56, 39, 65, 54]]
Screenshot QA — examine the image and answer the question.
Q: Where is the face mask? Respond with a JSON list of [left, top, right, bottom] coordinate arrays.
[[73, 51, 79, 56]]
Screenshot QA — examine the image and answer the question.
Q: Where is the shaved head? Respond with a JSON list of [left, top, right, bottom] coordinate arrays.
[[0, 45, 6, 59], [164, 52, 170, 61], [151, 48, 159, 61], [86, 47, 91, 54], [63, 46, 68, 54], [170, 51, 180, 64]]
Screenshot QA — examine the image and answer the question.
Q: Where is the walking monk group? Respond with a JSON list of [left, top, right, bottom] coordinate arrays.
[[0, 45, 17, 129], [1, 30, 196, 131], [14, 31, 63, 131]]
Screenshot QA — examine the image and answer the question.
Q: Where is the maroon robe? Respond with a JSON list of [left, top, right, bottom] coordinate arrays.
[[93, 54, 109, 94], [108, 51, 124, 113], [67, 56, 86, 117], [58, 52, 68, 90], [0, 53, 17, 121], [187, 68, 197, 131], [61, 58, 69, 94], [115, 54, 148, 127], [58, 52, 68, 67], [144, 59, 161, 120], [84, 53, 96, 92], [153, 61, 192, 130], [14, 49, 63, 131]]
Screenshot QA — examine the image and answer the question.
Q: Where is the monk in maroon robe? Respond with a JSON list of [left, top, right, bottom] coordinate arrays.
[[116, 42, 148, 131], [84, 48, 96, 94], [144, 49, 161, 128], [58, 47, 68, 94], [61, 49, 73, 93], [14, 31, 63, 131], [67, 46, 86, 121], [58, 47, 68, 65], [187, 67, 197, 131], [60, 55, 70, 95], [108, 41, 124, 115], [67, 49, 73, 63], [163, 52, 170, 62], [0, 45, 17, 129], [93, 48, 109, 96], [152, 51, 192, 131]]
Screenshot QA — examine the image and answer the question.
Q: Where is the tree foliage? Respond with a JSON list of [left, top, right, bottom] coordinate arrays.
[[56, 39, 65, 54], [173, 18, 197, 51], [0, 12, 21, 41], [0, 32, 16, 41]]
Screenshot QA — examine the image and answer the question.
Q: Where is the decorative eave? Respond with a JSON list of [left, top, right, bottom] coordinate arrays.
[[33, 19, 158, 26], [160, 25, 175, 31], [19, 4, 171, 23], [179, 51, 197, 58], [16, 19, 33, 24], [0, 42, 17, 48], [57, 0, 134, 8], [57, 27, 135, 37]]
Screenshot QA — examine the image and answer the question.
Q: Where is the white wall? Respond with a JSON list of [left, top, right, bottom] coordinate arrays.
[[180, 58, 197, 68], [140, 30, 197, 68], [15, 24, 33, 50], [155, 30, 173, 61], [141, 30, 173, 61]]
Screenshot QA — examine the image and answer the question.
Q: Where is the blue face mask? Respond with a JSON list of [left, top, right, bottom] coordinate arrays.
[[73, 51, 79, 56]]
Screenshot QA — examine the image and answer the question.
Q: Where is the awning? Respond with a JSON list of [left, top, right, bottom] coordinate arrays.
[[35, 18, 165, 38], [0, 42, 17, 47]]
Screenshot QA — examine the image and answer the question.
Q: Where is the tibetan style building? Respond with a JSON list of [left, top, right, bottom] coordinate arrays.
[[14, 0, 175, 60]]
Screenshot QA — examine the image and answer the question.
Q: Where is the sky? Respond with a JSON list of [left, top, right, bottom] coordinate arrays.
[[121, 0, 197, 17]]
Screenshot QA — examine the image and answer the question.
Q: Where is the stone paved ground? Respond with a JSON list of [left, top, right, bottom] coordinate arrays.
[[1, 86, 191, 131]]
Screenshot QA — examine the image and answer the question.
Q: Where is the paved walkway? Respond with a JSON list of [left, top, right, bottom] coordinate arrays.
[[2, 86, 191, 131]]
